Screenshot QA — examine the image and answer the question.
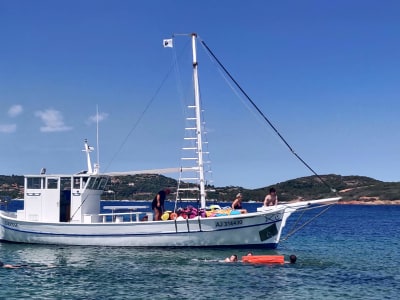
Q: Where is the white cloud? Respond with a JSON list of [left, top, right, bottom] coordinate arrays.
[[8, 105, 23, 117], [0, 124, 17, 133], [35, 109, 72, 132], [86, 112, 109, 125]]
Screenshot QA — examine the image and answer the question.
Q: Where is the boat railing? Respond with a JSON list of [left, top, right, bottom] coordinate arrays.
[[91, 205, 152, 223], [97, 211, 153, 223]]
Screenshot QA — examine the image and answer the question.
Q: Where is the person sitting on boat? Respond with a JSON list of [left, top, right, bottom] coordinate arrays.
[[231, 193, 248, 213], [151, 188, 171, 221], [224, 254, 238, 262], [231, 193, 243, 210], [264, 187, 278, 206]]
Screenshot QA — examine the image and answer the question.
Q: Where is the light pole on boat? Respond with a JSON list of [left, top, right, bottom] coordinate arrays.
[[83, 139, 96, 175]]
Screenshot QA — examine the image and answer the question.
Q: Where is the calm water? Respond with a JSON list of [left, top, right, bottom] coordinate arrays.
[[1, 202, 399, 299]]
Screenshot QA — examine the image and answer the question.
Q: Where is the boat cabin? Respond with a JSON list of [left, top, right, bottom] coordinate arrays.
[[16, 174, 108, 223]]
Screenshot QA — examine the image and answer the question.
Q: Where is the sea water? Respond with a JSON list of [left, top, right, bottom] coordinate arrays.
[[1, 202, 399, 299]]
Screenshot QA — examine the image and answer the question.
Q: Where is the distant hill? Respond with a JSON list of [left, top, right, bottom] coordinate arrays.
[[1, 174, 399, 203], [211, 174, 398, 203]]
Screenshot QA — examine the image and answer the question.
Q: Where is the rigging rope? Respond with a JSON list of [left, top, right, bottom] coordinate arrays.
[[280, 203, 335, 242], [103, 41, 190, 173], [200, 39, 336, 193], [103, 81, 166, 173], [69, 192, 92, 221]]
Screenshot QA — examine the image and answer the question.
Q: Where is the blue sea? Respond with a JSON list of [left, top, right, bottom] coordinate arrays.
[[1, 201, 399, 299]]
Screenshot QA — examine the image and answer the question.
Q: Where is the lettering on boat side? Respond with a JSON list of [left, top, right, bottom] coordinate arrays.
[[4, 220, 18, 228], [215, 219, 243, 227], [265, 214, 282, 223]]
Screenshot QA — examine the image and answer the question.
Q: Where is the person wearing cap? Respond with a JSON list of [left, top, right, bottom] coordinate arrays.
[[151, 188, 171, 221], [232, 193, 244, 210]]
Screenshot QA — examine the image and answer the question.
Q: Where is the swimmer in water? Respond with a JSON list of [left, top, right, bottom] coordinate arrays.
[[289, 254, 297, 264], [224, 254, 238, 262], [0, 261, 22, 269]]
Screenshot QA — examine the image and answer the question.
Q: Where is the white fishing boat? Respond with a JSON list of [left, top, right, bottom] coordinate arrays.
[[0, 33, 340, 247]]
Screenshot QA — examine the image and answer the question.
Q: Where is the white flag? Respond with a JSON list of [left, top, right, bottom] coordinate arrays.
[[163, 39, 173, 48]]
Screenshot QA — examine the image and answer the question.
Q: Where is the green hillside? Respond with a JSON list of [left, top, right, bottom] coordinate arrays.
[[1, 174, 399, 203]]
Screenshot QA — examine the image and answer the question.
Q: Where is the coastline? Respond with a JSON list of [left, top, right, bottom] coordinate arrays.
[[338, 200, 400, 205]]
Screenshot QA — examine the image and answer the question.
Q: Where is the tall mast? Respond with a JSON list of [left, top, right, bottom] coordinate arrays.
[[191, 33, 206, 207]]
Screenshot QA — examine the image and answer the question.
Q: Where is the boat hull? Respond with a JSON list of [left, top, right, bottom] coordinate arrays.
[[0, 208, 286, 248]]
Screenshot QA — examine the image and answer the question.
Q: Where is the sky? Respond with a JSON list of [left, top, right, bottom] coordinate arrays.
[[0, 0, 399, 189]]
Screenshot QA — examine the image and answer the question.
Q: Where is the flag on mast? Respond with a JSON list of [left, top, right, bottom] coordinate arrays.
[[163, 39, 173, 48]]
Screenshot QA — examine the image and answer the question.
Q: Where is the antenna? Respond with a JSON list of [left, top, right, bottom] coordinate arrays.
[[94, 105, 100, 174]]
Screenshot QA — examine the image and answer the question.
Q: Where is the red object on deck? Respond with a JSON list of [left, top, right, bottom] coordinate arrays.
[[242, 255, 284, 264]]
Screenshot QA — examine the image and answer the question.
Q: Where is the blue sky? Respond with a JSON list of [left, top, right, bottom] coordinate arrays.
[[0, 0, 399, 189]]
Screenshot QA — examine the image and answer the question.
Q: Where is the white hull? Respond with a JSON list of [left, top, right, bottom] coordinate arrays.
[[0, 208, 287, 248]]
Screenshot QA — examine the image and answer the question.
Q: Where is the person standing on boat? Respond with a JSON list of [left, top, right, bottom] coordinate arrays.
[[264, 188, 278, 206], [152, 188, 171, 221]]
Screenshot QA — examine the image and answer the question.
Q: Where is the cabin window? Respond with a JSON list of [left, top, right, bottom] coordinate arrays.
[[82, 177, 89, 189], [60, 177, 71, 190], [27, 177, 42, 189], [73, 177, 81, 189], [97, 177, 108, 190], [47, 178, 58, 189], [86, 177, 97, 189], [85, 176, 108, 190]]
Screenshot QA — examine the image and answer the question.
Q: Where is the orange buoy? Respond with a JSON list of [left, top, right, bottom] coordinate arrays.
[[241, 255, 284, 264], [169, 212, 178, 220]]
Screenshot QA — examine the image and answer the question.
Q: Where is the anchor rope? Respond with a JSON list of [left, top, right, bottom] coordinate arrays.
[[280, 203, 335, 242]]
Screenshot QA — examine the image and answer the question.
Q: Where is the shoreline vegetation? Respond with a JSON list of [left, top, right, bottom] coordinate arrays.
[[1, 174, 400, 205]]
